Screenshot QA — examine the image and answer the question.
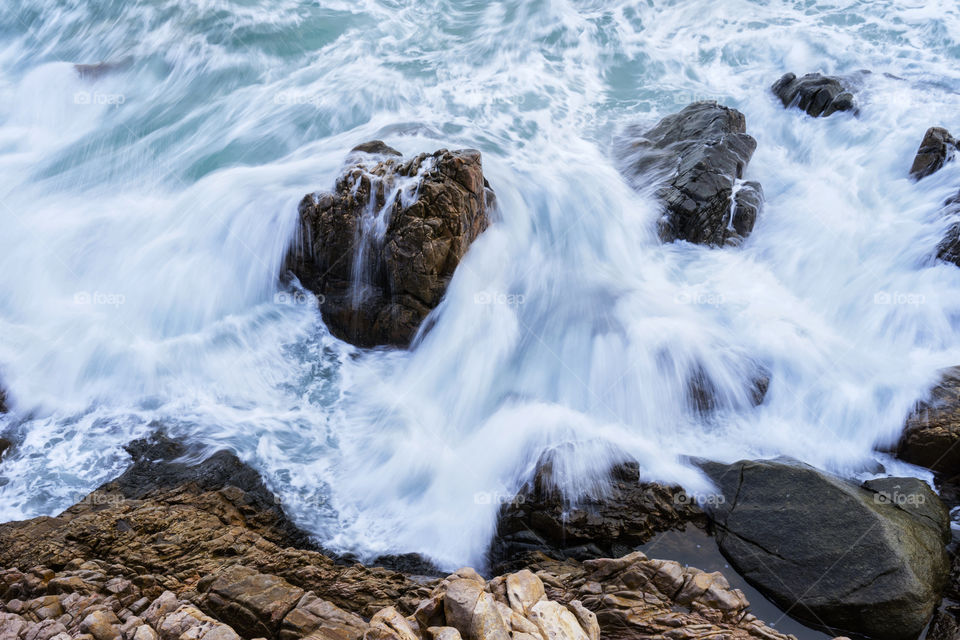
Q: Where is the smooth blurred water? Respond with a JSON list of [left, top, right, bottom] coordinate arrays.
[[1, 0, 959, 569]]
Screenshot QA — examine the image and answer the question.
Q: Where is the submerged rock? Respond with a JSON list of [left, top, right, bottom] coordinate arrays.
[[74, 58, 133, 80], [618, 101, 762, 246], [771, 72, 856, 118], [899, 366, 960, 475], [490, 456, 704, 572], [286, 142, 494, 348], [698, 458, 950, 640], [911, 127, 958, 181], [907, 127, 960, 267]]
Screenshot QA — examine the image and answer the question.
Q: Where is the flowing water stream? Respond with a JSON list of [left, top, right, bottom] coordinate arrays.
[[1, 0, 960, 572]]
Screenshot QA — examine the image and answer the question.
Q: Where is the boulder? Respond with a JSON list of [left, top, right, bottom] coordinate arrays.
[[911, 127, 958, 180], [490, 457, 704, 571], [618, 101, 761, 246], [899, 366, 960, 475], [698, 458, 950, 640], [771, 72, 855, 118], [286, 142, 494, 347], [197, 566, 304, 639]]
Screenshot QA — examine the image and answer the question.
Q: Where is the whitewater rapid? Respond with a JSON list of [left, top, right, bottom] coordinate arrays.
[[1, 0, 960, 568]]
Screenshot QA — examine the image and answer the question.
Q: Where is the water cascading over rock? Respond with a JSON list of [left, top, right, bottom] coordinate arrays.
[[286, 142, 495, 348], [617, 101, 763, 247]]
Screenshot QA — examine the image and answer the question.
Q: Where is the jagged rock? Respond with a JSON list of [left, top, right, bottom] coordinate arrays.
[[698, 458, 950, 640], [771, 72, 856, 117], [517, 552, 793, 640], [911, 127, 958, 180], [0, 434, 799, 640], [618, 101, 761, 246], [899, 366, 960, 475], [0, 435, 431, 619], [286, 143, 494, 348], [0, 438, 11, 460], [937, 194, 960, 267], [490, 456, 703, 571]]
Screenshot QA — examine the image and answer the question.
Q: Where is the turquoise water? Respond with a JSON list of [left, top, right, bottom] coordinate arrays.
[[0, 0, 959, 570]]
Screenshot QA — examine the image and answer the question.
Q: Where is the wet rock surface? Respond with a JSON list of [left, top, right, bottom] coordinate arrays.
[[911, 127, 958, 181], [0, 436, 801, 640], [698, 458, 950, 640], [771, 72, 856, 118], [490, 458, 704, 572], [286, 142, 494, 348], [899, 366, 960, 476], [907, 127, 960, 267], [618, 101, 761, 247]]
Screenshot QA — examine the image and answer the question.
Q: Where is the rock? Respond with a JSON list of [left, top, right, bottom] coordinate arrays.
[[0, 435, 432, 620], [698, 458, 950, 640], [73, 58, 132, 81], [367, 606, 419, 640], [911, 127, 958, 180], [899, 366, 960, 475], [287, 144, 494, 348], [197, 565, 304, 639], [0, 386, 7, 413], [618, 101, 761, 246], [0, 438, 11, 460], [490, 456, 703, 570], [280, 592, 367, 640], [79, 610, 121, 640], [771, 72, 856, 117], [516, 552, 793, 640]]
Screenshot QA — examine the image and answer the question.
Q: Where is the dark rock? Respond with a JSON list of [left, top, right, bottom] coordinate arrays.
[[618, 101, 761, 246], [687, 364, 770, 414], [771, 72, 856, 118], [370, 553, 443, 577], [74, 58, 132, 80], [286, 144, 493, 348], [732, 181, 764, 239], [698, 458, 950, 640], [936, 194, 960, 268], [0, 437, 10, 460], [490, 453, 704, 573], [899, 366, 960, 475], [107, 432, 313, 549], [911, 127, 958, 181], [349, 140, 402, 157]]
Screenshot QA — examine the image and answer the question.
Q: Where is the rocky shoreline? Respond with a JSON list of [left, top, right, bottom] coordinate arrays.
[[0, 434, 801, 640], [4, 70, 960, 640]]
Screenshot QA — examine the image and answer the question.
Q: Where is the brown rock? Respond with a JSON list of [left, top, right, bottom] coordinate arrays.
[[899, 366, 960, 474], [197, 566, 304, 639], [287, 144, 494, 348], [490, 455, 703, 570]]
